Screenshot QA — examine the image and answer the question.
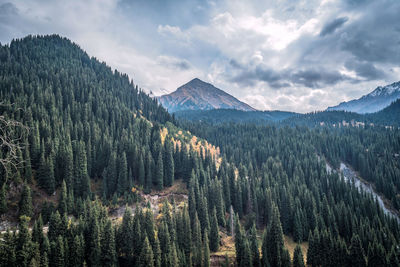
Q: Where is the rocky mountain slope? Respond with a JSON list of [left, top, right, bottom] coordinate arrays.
[[158, 78, 256, 113]]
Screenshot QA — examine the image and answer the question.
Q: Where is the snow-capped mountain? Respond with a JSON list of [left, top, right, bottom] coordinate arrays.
[[327, 81, 400, 114], [157, 78, 256, 113]]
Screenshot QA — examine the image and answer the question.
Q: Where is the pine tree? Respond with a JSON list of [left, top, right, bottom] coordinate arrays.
[[249, 223, 260, 267], [348, 234, 366, 267], [139, 236, 155, 267], [145, 152, 153, 193], [209, 207, 220, 252], [0, 183, 7, 214], [117, 207, 133, 261], [203, 231, 210, 267], [139, 155, 145, 187], [101, 220, 117, 267], [48, 211, 62, 242], [235, 216, 252, 267], [37, 153, 55, 195], [88, 218, 101, 267], [264, 204, 284, 267], [19, 183, 33, 218], [74, 141, 91, 198], [153, 237, 162, 267], [32, 215, 44, 246], [52, 236, 65, 267], [367, 241, 387, 267], [70, 234, 85, 267], [58, 180, 68, 215], [164, 140, 175, 187], [293, 245, 305, 267], [156, 151, 164, 190], [192, 212, 203, 267], [117, 152, 128, 195]]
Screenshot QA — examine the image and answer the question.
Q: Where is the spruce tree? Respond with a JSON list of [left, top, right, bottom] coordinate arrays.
[[117, 152, 128, 195], [101, 220, 117, 267], [249, 223, 260, 267], [74, 141, 91, 198], [19, 183, 33, 218], [70, 234, 85, 267], [264, 204, 284, 267], [0, 183, 7, 214], [139, 156, 145, 187], [139, 236, 155, 267], [164, 140, 175, 187], [203, 231, 210, 267], [52, 236, 65, 267], [156, 151, 164, 190], [293, 245, 305, 267], [88, 218, 101, 267], [348, 234, 366, 267], [209, 207, 220, 252], [58, 180, 68, 215]]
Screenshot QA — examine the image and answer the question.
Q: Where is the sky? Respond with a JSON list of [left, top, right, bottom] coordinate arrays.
[[0, 0, 399, 113]]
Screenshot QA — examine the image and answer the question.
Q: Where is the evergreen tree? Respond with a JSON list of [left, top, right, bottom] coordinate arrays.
[[52, 236, 65, 267], [37, 153, 55, 195], [139, 236, 155, 267], [156, 150, 164, 190], [264, 205, 284, 267], [101, 220, 117, 267], [367, 241, 387, 267], [139, 156, 145, 187], [48, 211, 62, 242], [0, 183, 6, 214], [74, 141, 91, 198], [19, 183, 33, 218], [348, 234, 366, 267], [209, 207, 220, 252], [249, 223, 260, 267], [293, 245, 305, 267], [117, 152, 128, 195], [203, 231, 210, 267], [164, 140, 175, 187], [58, 180, 68, 215], [88, 218, 101, 267], [70, 234, 85, 267]]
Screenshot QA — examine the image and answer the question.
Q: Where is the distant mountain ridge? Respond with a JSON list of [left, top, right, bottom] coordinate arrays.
[[327, 81, 400, 113], [158, 78, 256, 113]]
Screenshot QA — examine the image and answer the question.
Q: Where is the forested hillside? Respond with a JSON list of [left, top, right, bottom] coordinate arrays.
[[182, 121, 400, 266], [0, 35, 399, 267]]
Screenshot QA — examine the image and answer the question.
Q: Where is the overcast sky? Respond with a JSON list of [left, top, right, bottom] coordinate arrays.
[[1, 0, 399, 112]]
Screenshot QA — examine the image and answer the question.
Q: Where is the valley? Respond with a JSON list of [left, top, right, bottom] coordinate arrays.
[[0, 35, 399, 267]]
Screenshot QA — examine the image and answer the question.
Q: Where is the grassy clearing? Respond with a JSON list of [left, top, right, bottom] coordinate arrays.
[[284, 235, 308, 264]]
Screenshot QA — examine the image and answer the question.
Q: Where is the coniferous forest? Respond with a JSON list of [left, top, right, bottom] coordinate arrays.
[[1, 35, 400, 267]]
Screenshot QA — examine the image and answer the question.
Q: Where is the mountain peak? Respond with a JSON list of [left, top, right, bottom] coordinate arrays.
[[158, 78, 256, 113], [327, 81, 400, 114]]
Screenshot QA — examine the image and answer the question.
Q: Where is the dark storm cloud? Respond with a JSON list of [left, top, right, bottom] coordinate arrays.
[[229, 65, 353, 89], [319, 17, 348, 36], [345, 60, 386, 80], [338, 1, 400, 64], [289, 69, 349, 88]]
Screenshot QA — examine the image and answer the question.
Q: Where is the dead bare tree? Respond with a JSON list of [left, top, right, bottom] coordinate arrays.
[[0, 102, 29, 180]]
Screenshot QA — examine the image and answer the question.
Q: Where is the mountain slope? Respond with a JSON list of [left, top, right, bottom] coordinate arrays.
[[175, 109, 297, 124], [158, 78, 256, 112], [327, 81, 400, 113]]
